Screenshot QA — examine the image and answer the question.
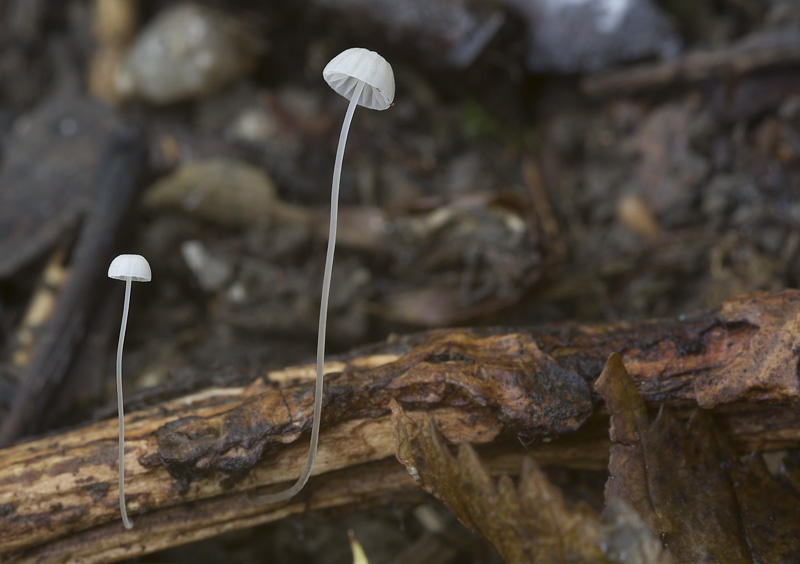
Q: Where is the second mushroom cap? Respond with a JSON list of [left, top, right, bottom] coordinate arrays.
[[108, 254, 152, 282]]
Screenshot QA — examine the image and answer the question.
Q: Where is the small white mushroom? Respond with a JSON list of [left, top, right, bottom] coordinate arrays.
[[323, 48, 395, 111], [108, 254, 151, 529], [251, 48, 394, 505]]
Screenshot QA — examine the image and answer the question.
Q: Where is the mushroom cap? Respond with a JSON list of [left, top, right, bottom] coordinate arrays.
[[108, 254, 152, 282], [323, 48, 395, 111]]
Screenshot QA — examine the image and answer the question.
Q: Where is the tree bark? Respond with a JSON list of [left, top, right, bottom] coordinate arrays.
[[1, 289, 799, 563]]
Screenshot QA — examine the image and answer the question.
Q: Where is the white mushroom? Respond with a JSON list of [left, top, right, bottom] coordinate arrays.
[[108, 254, 151, 529], [323, 48, 395, 111], [251, 48, 394, 505]]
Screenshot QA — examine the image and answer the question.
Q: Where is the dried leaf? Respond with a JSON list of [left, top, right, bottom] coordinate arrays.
[[391, 400, 672, 564], [596, 353, 800, 563]]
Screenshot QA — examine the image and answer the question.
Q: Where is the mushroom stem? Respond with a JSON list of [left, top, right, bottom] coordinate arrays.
[[108, 253, 151, 528], [116, 277, 133, 530], [251, 80, 365, 505]]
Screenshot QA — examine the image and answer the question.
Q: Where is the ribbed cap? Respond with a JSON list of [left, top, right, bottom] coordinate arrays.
[[323, 48, 395, 111]]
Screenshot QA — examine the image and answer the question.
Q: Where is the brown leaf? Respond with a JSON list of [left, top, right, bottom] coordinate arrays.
[[391, 399, 672, 564], [729, 454, 800, 561], [596, 353, 800, 563]]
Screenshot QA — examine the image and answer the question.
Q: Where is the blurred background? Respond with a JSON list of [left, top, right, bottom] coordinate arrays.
[[0, 0, 799, 561]]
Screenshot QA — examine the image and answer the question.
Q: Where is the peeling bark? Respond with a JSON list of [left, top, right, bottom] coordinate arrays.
[[1, 290, 799, 562]]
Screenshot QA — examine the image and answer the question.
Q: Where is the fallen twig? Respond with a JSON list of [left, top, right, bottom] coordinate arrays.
[[582, 30, 800, 97], [1, 290, 799, 562]]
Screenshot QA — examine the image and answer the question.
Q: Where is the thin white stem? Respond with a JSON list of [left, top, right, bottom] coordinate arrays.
[[251, 80, 365, 505], [116, 278, 133, 529]]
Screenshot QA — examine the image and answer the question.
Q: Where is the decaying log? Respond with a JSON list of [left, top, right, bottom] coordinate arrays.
[[2, 289, 800, 562]]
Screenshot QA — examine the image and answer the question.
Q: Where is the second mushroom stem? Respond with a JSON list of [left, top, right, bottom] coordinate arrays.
[[252, 80, 366, 504], [116, 278, 133, 529]]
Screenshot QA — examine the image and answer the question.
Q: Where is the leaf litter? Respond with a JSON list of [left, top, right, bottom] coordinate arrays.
[[392, 352, 800, 563], [596, 353, 800, 563], [391, 399, 671, 563]]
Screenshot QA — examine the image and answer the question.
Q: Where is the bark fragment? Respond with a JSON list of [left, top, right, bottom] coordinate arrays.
[[154, 332, 592, 494], [391, 400, 672, 564]]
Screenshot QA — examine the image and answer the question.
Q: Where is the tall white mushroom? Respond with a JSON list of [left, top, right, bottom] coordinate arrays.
[[108, 254, 152, 529], [251, 48, 394, 504]]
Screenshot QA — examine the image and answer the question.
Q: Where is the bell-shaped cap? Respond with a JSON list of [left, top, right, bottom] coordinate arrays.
[[323, 48, 395, 111], [108, 254, 152, 282]]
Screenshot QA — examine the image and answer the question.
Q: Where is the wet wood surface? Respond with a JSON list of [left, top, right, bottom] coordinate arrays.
[[1, 289, 799, 563]]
